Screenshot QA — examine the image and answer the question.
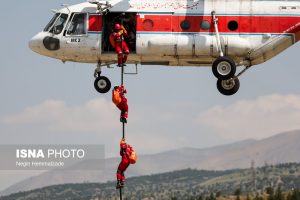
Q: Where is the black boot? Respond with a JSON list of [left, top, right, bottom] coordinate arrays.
[[120, 181, 124, 188], [120, 117, 127, 123], [116, 180, 121, 189], [116, 180, 124, 189]]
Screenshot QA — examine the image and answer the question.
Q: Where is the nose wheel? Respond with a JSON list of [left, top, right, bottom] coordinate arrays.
[[94, 63, 111, 94], [94, 76, 111, 93]]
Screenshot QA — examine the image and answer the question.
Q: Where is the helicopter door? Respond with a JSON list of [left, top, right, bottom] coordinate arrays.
[[61, 13, 101, 62], [102, 12, 137, 53]]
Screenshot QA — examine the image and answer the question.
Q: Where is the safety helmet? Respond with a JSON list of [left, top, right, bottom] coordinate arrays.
[[114, 24, 121, 30]]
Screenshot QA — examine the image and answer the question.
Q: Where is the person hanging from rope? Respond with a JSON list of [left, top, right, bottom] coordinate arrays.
[[116, 138, 137, 189], [112, 85, 128, 123], [112, 23, 130, 67]]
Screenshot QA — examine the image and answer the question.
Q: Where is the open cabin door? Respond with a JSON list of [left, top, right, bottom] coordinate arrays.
[[102, 12, 137, 53]]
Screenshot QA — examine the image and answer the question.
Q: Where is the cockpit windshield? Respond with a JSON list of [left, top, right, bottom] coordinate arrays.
[[44, 13, 69, 34]]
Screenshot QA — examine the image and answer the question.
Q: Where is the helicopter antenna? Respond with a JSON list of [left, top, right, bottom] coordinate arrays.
[[61, 4, 71, 13]]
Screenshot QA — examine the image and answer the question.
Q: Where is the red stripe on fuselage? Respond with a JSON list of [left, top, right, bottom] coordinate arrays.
[[136, 15, 300, 34], [285, 21, 300, 41], [296, 30, 300, 41], [89, 15, 102, 32]]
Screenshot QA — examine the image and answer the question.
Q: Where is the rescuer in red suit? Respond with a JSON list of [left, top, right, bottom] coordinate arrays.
[[113, 23, 130, 67], [116, 138, 133, 189], [112, 85, 128, 123]]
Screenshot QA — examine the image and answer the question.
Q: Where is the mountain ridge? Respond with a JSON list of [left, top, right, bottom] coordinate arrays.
[[1, 162, 300, 200], [1, 130, 299, 196]]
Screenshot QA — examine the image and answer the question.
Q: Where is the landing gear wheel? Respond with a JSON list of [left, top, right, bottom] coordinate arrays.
[[94, 76, 111, 93], [212, 56, 236, 80], [217, 78, 240, 96]]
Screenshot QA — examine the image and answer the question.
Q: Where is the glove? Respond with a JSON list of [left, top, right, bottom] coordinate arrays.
[[120, 25, 127, 34], [120, 138, 126, 145], [120, 85, 127, 93]]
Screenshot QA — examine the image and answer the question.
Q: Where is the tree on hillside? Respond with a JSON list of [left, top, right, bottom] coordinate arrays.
[[206, 192, 216, 200], [235, 188, 241, 196], [235, 188, 241, 200], [266, 187, 275, 200], [246, 193, 251, 200], [274, 187, 284, 200], [253, 193, 264, 200], [287, 189, 300, 200], [266, 187, 274, 195]]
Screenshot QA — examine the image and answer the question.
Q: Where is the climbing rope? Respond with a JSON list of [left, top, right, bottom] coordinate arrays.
[[121, 64, 124, 86], [122, 121, 125, 139], [120, 62, 125, 200], [119, 187, 123, 200], [119, 17, 126, 200], [121, 49, 125, 139]]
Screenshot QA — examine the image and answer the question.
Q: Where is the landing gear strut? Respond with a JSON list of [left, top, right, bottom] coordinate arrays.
[[94, 62, 111, 94], [211, 11, 242, 96]]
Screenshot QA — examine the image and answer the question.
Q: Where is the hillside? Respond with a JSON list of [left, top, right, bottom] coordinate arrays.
[[2, 130, 300, 196], [1, 163, 300, 200]]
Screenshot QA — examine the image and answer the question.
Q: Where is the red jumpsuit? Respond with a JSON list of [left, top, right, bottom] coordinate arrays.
[[117, 142, 133, 181], [113, 29, 130, 66], [114, 85, 128, 120]]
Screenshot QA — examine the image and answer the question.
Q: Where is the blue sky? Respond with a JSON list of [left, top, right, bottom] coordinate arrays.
[[0, 0, 300, 192]]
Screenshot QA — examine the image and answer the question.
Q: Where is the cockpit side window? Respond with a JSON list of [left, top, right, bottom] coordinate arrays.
[[44, 13, 68, 35], [44, 13, 60, 32], [66, 13, 87, 36]]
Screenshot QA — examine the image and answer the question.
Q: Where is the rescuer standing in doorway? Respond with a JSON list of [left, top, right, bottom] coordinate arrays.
[[113, 23, 130, 67]]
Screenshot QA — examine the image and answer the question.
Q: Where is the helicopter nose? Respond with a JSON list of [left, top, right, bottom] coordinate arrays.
[[29, 33, 42, 53]]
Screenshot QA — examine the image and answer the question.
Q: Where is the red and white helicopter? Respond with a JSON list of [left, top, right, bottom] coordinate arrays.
[[29, 0, 300, 95]]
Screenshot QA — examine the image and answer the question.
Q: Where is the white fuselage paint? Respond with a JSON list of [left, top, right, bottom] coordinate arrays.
[[29, 0, 300, 67]]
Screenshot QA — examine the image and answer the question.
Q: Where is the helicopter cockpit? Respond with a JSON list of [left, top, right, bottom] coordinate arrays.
[[44, 13, 69, 35], [43, 12, 88, 36], [29, 1, 136, 63]]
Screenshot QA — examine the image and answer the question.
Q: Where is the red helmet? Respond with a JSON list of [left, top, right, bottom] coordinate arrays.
[[114, 24, 121, 30]]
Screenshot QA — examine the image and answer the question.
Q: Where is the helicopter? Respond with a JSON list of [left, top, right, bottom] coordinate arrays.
[[29, 0, 300, 95]]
